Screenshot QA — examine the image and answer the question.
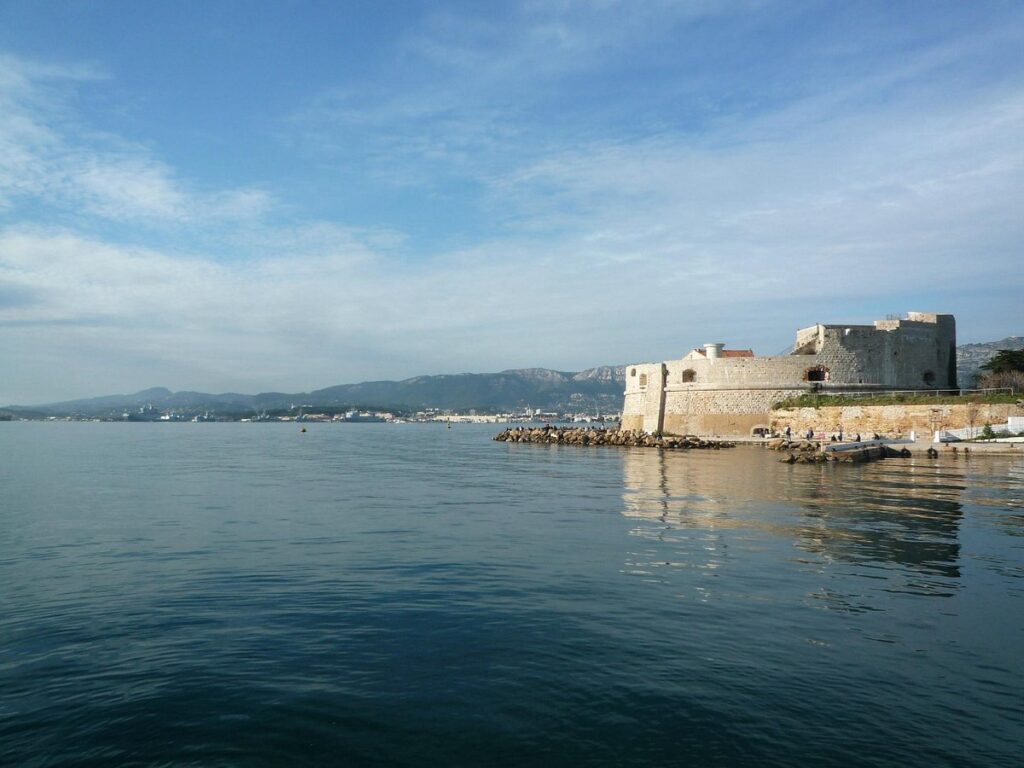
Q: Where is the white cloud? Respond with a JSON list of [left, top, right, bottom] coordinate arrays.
[[0, 54, 275, 225], [0, 224, 671, 401], [69, 156, 189, 220], [1, 7, 1022, 403]]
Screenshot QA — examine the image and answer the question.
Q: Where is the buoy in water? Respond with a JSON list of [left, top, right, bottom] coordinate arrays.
[[301, 427, 307, 433]]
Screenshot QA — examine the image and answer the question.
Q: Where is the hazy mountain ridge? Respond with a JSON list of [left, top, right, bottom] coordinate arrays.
[[6, 342, 1017, 417], [6, 365, 630, 416], [957, 336, 1024, 387]]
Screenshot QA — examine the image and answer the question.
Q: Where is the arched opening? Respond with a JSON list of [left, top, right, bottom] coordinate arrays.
[[630, 368, 637, 377], [923, 370, 935, 386], [751, 425, 771, 437], [681, 369, 696, 383], [638, 373, 648, 388], [804, 366, 830, 382]]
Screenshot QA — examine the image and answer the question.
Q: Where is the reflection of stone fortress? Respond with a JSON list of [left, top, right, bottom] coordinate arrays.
[[620, 448, 964, 580], [622, 312, 957, 436]]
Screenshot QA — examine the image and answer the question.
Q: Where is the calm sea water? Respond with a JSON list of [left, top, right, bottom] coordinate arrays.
[[1, 423, 1021, 767]]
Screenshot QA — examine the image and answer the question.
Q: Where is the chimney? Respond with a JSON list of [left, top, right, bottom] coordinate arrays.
[[704, 343, 724, 360]]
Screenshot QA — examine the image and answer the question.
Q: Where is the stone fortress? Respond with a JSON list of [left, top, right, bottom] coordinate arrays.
[[621, 312, 957, 436]]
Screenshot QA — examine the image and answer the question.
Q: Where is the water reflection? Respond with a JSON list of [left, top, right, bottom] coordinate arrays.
[[620, 447, 972, 604]]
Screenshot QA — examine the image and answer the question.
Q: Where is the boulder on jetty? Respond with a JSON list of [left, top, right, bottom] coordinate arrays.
[[493, 427, 735, 450], [767, 440, 823, 462], [766, 439, 909, 464], [780, 450, 830, 464]]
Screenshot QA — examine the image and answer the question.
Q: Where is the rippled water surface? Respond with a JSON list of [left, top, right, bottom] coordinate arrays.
[[1, 423, 1022, 766]]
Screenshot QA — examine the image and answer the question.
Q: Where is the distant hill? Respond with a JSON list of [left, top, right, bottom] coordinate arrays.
[[957, 336, 1024, 387], [300, 366, 627, 412], [6, 335, 1020, 418], [4, 366, 628, 417]]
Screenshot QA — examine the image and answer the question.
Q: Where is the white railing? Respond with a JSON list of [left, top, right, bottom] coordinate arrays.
[[938, 416, 1024, 441], [937, 426, 1000, 441]]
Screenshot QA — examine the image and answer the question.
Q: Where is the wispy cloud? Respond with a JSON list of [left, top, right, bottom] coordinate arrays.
[[0, 54, 274, 226], [284, 2, 759, 186], [1, 3, 1022, 403], [69, 156, 189, 220]]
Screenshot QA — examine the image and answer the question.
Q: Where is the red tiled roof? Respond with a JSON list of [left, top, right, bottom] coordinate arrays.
[[692, 348, 755, 358]]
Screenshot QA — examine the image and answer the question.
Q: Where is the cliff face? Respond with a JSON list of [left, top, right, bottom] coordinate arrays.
[[573, 366, 626, 383]]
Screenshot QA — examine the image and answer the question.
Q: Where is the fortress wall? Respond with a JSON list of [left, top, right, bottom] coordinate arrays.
[[908, 313, 957, 387], [664, 389, 802, 416], [654, 315, 956, 391], [642, 364, 667, 433], [771, 402, 1022, 438], [813, 327, 882, 382], [810, 314, 957, 389], [622, 363, 665, 432], [664, 356, 828, 387], [620, 398, 645, 431], [662, 388, 803, 436], [664, 411, 769, 437], [620, 313, 958, 435]]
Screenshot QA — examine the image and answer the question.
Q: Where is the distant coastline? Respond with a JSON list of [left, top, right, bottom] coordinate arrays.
[[2, 336, 1019, 423]]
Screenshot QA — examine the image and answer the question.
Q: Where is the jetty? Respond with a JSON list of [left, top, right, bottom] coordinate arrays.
[[766, 438, 912, 464], [494, 426, 735, 450]]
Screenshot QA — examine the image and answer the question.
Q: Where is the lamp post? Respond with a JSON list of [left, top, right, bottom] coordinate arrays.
[[930, 408, 942, 443]]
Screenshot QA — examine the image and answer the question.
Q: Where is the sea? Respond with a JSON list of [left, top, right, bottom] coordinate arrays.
[[1, 422, 1021, 767]]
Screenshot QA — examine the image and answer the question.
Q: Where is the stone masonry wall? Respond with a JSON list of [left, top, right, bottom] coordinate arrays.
[[620, 411, 645, 432], [621, 313, 958, 436], [618, 364, 667, 436], [662, 388, 802, 436], [623, 362, 667, 433], [770, 403, 1023, 438]]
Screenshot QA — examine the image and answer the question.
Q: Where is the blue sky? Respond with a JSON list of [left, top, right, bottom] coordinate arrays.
[[1, 1, 1021, 403]]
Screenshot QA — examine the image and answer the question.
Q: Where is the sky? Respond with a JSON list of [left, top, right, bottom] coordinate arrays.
[[1, 0, 1022, 404]]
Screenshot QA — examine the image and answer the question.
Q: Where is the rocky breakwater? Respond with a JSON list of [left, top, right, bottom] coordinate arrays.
[[766, 438, 911, 464], [494, 427, 735, 450]]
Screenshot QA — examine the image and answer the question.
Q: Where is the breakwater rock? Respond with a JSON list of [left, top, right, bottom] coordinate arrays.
[[494, 427, 735, 449], [765, 438, 911, 464]]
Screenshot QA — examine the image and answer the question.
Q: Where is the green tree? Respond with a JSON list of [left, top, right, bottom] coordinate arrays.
[[978, 349, 1024, 393], [981, 349, 1024, 374]]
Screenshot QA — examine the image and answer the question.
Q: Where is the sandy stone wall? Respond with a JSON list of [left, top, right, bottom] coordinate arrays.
[[661, 388, 802, 436], [623, 363, 667, 432], [620, 412, 645, 432], [770, 403, 1023, 438], [663, 412, 767, 437]]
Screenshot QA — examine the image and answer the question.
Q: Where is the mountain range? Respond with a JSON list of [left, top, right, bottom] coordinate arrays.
[[3, 366, 628, 417], [5, 336, 1020, 418], [956, 336, 1024, 387]]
